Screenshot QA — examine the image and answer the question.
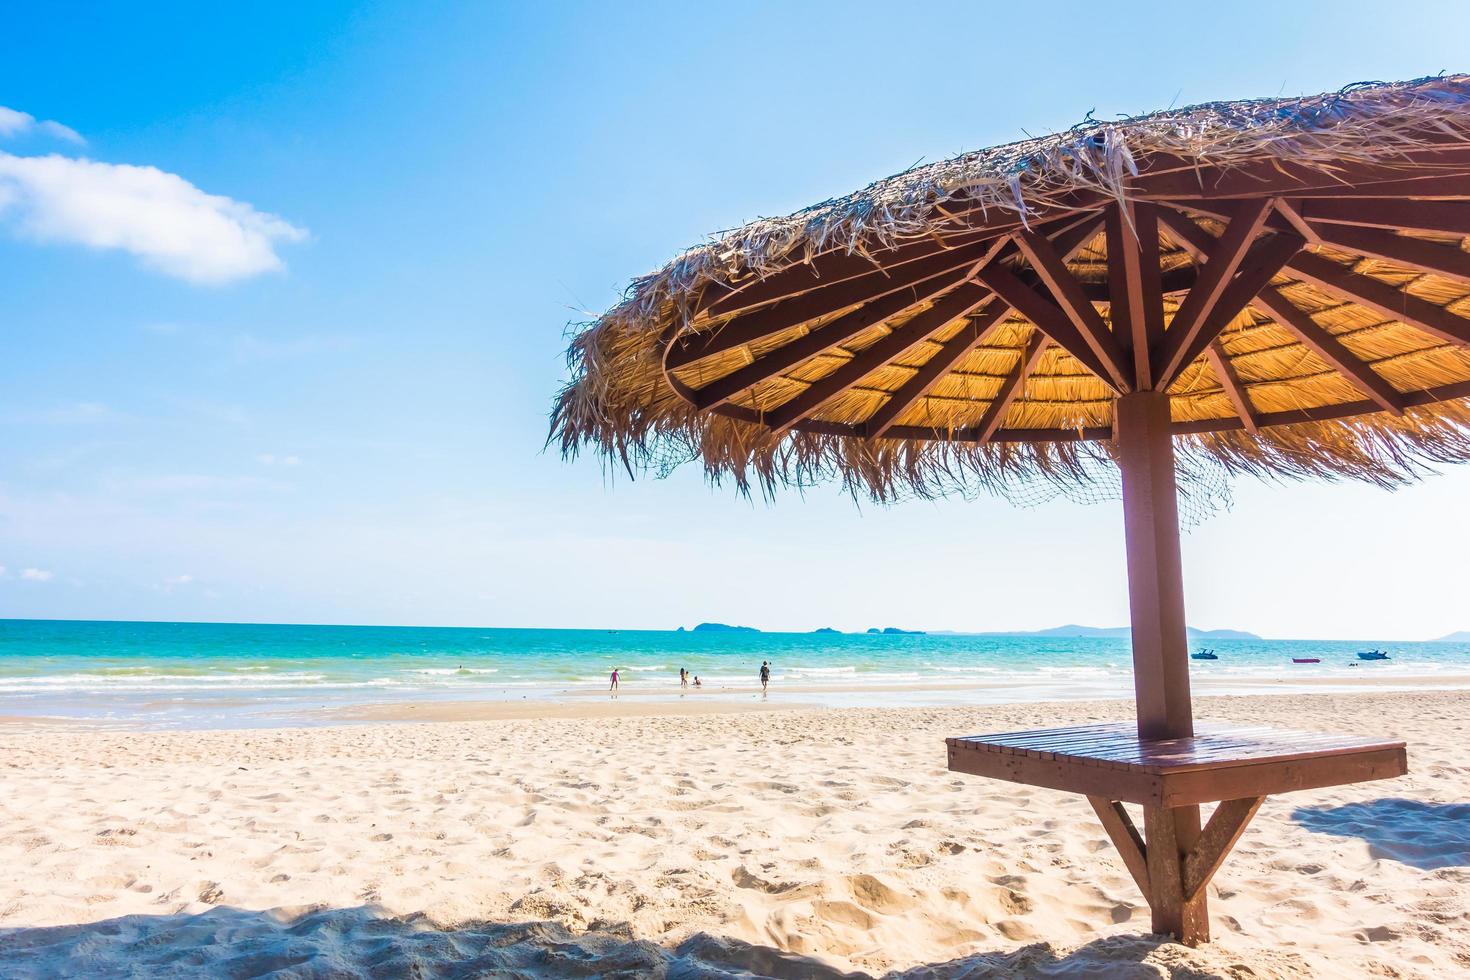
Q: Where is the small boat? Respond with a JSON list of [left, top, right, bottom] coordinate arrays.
[[1357, 649, 1390, 661], [1292, 657, 1321, 664], [1190, 649, 1218, 661]]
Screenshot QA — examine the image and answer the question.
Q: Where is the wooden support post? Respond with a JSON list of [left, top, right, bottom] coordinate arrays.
[[1143, 804, 1208, 944], [1115, 391, 1194, 742], [1116, 389, 1207, 944]]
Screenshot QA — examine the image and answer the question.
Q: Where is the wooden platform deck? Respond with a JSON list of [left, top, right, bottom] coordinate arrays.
[[947, 721, 1407, 943], [946, 721, 1407, 808]]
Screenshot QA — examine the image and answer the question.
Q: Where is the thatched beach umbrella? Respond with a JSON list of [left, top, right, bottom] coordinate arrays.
[[552, 76, 1470, 945]]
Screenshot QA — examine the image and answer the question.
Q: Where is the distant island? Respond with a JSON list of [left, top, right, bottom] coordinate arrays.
[[675, 622, 1259, 638], [933, 624, 1262, 640], [687, 622, 760, 633], [1437, 630, 1470, 642], [1024, 624, 1260, 640]]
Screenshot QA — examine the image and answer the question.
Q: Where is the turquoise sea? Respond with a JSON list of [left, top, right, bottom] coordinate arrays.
[[1, 619, 1467, 728]]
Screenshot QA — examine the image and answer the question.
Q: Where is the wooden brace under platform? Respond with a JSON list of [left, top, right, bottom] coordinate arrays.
[[946, 722, 1407, 944], [1087, 795, 1262, 928]]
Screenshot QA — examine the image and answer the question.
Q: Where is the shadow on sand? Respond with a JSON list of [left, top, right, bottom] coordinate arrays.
[[0, 904, 1239, 979], [1292, 798, 1470, 870]]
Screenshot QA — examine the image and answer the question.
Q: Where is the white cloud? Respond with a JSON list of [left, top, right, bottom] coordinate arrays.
[[20, 568, 53, 582], [0, 106, 85, 145], [0, 151, 307, 284], [165, 574, 194, 586]]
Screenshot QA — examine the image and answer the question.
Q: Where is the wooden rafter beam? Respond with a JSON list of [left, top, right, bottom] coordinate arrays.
[[1107, 201, 1166, 391], [977, 263, 1122, 391], [666, 240, 995, 370], [1045, 212, 1109, 262], [1183, 797, 1264, 903], [1160, 205, 1470, 351], [695, 226, 1004, 320], [1252, 287, 1406, 415], [1015, 229, 1132, 391], [861, 300, 1011, 438], [1271, 199, 1321, 245], [686, 240, 1007, 410], [761, 282, 997, 433], [1157, 231, 1305, 389], [861, 217, 1105, 439], [681, 270, 969, 407], [1205, 343, 1258, 433], [696, 210, 1099, 322], [973, 330, 1049, 442], [1305, 222, 1470, 289], [1151, 200, 1274, 386], [1287, 252, 1470, 348], [1296, 199, 1470, 237]]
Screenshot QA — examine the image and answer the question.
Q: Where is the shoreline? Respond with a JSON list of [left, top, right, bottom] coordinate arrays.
[[3, 669, 1469, 731]]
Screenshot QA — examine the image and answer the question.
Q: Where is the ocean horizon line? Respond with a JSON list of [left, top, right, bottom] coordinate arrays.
[[2, 616, 1466, 644]]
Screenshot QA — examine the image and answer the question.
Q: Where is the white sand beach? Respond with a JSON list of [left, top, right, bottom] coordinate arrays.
[[2, 690, 1467, 978]]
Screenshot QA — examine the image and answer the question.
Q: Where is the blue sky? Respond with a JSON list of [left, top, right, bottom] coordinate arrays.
[[1, 1, 1468, 639]]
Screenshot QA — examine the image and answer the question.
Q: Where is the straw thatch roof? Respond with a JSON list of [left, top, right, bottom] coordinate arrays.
[[552, 75, 1470, 500]]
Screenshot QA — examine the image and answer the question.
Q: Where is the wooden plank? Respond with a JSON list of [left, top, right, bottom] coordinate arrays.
[[1159, 746, 1407, 808], [760, 281, 997, 432], [666, 242, 993, 369], [1296, 198, 1470, 236], [1151, 200, 1274, 386], [1157, 231, 1304, 388], [1206, 343, 1258, 433], [1183, 797, 1263, 902], [947, 741, 1164, 805], [1252, 287, 1407, 414], [974, 331, 1049, 442], [1107, 201, 1166, 390], [1088, 797, 1152, 903], [1015, 229, 1132, 390], [976, 263, 1123, 388], [1309, 223, 1470, 288]]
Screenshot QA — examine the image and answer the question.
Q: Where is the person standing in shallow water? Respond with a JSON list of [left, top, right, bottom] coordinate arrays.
[[679, 667, 687, 688], [759, 661, 770, 693], [609, 668, 619, 692]]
